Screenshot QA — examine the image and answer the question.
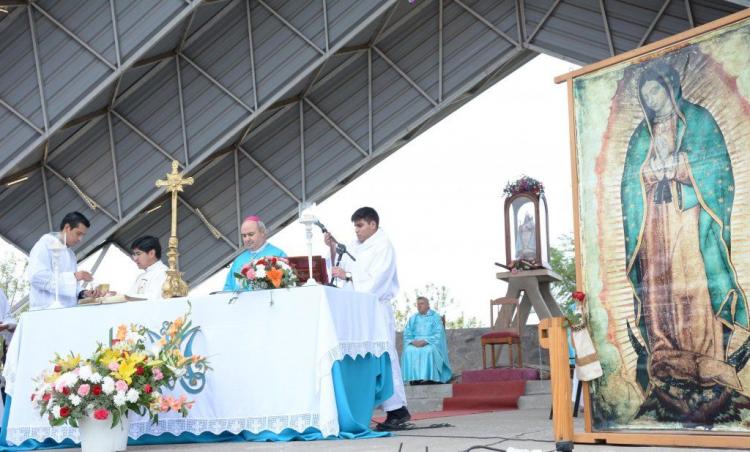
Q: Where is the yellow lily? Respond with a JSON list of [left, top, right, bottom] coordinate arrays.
[[112, 355, 139, 384], [59, 354, 81, 371], [98, 348, 121, 367]]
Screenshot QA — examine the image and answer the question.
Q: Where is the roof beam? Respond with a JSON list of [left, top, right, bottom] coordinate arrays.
[[639, 0, 672, 47], [454, 0, 519, 48], [237, 144, 301, 205], [0, 96, 43, 134], [304, 98, 368, 157], [373, 46, 438, 107], [31, 2, 117, 71], [599, 0, 616, 57], [1, 3, 199, 180], [27, 5, 48, 132], [257, 0, 325, 55]]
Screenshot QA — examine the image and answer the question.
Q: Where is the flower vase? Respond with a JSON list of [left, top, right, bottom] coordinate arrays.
[[78, 415, 129, 452], [113, 415, 130, 451]]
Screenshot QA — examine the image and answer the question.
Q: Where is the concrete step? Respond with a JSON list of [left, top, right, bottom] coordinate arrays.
[[517, 393, 551, 410], [405, 383, 453, 399], [523, 379, 550, 395], [403, 383, 452, 413]]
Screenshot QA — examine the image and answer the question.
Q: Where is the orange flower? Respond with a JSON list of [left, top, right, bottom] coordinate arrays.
[[116, 325, 128, 341], [266, 267, 283, 288]]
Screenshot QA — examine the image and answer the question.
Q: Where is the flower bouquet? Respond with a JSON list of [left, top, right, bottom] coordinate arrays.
[[234, 256, 299, 290], [30, 311, 210, 452], [502, 175, 544, 197]]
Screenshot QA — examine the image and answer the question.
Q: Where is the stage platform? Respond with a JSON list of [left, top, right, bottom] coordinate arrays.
[[56, 409, 745, 452]]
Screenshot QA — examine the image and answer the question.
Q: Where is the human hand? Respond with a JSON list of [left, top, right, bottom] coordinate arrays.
[[0, 323, 8, 332], [411, 340, 428, 347], [75, 271, 93, 282], [331, 266, 346, 279], [323, 232, 336, 247]]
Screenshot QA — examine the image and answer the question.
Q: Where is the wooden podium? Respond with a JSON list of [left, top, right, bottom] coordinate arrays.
[[496, 268, 564, 324], [288, 256, 329, 284]]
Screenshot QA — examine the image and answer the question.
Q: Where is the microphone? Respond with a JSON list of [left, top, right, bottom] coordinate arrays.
[[336, 243, 356, 262], [314, 220, 328, 234]]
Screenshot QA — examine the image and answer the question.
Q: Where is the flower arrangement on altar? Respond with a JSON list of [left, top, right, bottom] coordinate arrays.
[[502, 175, 545, 197], [234, 256, 299, 290], [30, 311, 210, 429]]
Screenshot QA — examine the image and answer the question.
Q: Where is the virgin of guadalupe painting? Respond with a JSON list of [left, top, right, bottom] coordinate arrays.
[[571, 16, 750, 433]]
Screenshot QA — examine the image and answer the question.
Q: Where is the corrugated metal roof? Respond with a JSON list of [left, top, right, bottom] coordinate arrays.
[[0, 0, 746, 287]]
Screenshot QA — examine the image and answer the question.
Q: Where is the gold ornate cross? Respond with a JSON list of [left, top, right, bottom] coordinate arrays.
[[155, 160, 194, 298]]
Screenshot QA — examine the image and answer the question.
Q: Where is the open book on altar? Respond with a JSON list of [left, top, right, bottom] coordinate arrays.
[[77, 294, 132, 305], [287, 255, 329, 285]]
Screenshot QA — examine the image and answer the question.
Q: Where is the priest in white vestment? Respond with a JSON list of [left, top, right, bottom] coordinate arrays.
[[325, 206, 410, 429], [27, 212, 103, 311], [127, 236, 168, 300]]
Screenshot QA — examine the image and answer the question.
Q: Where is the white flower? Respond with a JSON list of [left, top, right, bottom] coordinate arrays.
[[125, 388, 139, 403], [52, 405, 61, 419], [69, 394, 82, 406], [89, 372, 103, 384], [255, 268, 266, 278], [78, 365, 93, 381], [126, 331, 144, 344], [113, 391, 126, 406], [102, 377, 115, 395], [150, 344, 163, 356]]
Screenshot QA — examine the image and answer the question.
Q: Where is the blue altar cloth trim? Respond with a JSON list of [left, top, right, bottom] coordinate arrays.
[[0, 353, 393, 450]]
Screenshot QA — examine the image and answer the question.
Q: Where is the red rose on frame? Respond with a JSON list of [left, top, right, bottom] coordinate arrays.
[[53, 365, 61, 373], [60, 406, 71, 417], [136, 366, 145, 376], [43, 393, 51, 402], [92, 385, 102, 396], [572, 291, 586, 302], [94, 409, 109, 420], [143, 384, 152, 394], [61, 387, 70, 396]]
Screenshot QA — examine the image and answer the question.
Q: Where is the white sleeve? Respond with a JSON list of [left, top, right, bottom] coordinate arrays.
[[28, 241, 78, 300], [348, 243, 397, 301]]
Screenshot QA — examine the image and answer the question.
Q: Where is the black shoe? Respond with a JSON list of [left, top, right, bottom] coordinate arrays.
[[376, 407, 412, 432], [385, 406, 411, 424]]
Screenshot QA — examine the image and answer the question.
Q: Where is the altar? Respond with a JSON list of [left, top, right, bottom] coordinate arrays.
[[0, 285, 394, 449]]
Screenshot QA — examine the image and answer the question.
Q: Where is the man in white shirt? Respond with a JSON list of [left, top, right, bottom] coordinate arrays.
[[27, 212, 104, 310], [127, 236, 168, 300], [324, 207, 410, 430]]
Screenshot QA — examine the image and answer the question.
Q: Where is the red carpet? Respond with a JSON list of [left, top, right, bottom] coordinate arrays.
[[443, 380, 526, 410], [461, 367, 539, 383]]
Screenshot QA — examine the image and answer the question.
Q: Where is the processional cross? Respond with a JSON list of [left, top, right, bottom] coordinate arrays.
[[155, 160, 194, 298]]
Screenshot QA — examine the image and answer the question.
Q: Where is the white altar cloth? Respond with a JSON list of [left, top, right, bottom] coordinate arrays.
[[2, 286, 390, 445]]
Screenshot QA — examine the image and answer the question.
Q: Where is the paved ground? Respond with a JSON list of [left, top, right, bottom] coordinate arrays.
[[73, 408, 747, 452]]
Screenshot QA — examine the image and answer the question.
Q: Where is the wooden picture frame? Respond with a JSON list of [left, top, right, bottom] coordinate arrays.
[[552, 7, 750, 448]]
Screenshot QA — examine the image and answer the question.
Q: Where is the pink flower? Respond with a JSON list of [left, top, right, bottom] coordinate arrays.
[[152, 368, 164, 381], [108, 361, 120, 371], [93, 409, 109, 420], [77, 384, 90, 397], [245, 269, 255, 279], [115, 380, 128, 393]]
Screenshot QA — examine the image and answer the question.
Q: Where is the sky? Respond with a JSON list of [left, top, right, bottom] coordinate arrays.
[[1, 54, 579, 325]]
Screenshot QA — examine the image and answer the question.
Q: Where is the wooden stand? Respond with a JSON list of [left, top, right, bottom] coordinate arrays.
[[539, 319, 750, 449], [496, 269, 564, 325]]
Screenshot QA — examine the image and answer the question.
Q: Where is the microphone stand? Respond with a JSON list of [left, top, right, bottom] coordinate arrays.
[[331, 244, 356, 286], [315, 221, 356, 286]]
